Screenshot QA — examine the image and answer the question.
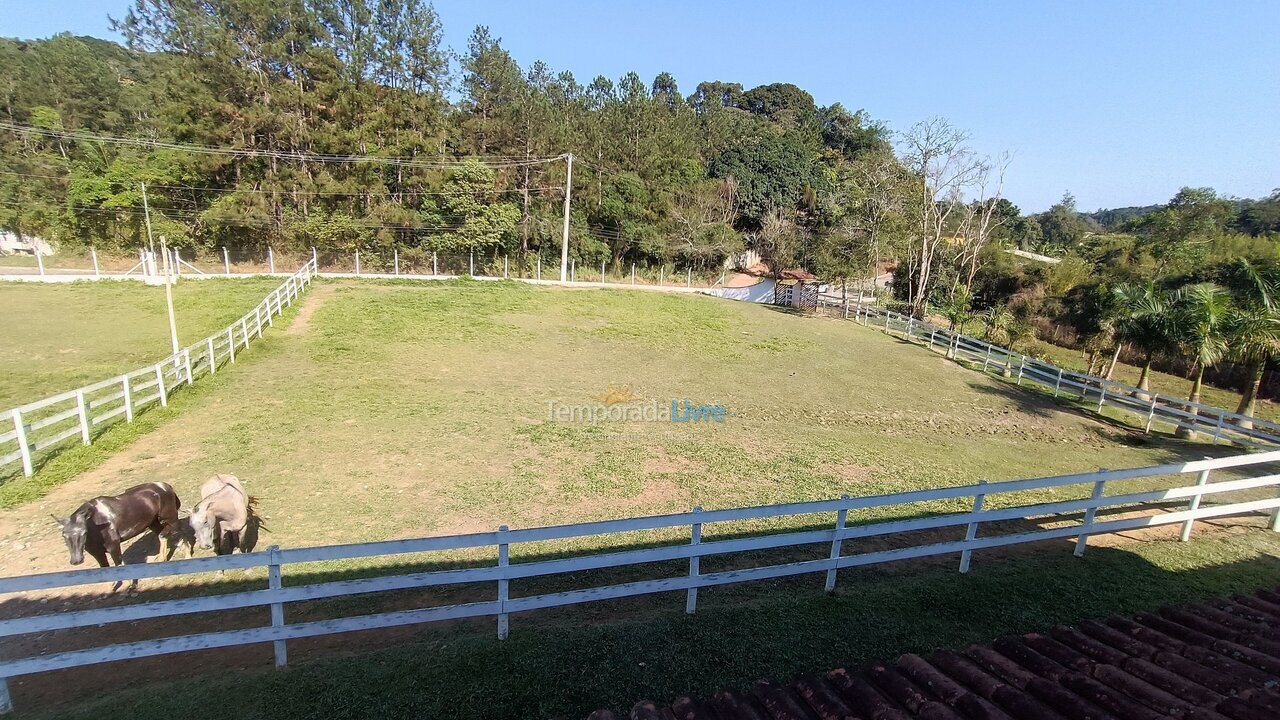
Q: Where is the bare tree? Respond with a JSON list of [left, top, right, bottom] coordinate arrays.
[[953, 151, 1012, 298], [899, 118, 984, 317]]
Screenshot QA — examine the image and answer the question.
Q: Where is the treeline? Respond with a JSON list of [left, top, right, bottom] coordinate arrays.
[[0, 0, 906, 274]]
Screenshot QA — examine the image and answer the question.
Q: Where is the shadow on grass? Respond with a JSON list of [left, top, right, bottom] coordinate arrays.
[[6, 500, 1280, 719]]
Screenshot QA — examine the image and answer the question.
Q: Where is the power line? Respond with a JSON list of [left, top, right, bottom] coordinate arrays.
[[0, 121, 566, 169]]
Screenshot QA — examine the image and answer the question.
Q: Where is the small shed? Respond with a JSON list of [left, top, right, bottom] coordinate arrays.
[[773, 269, 820, 310]]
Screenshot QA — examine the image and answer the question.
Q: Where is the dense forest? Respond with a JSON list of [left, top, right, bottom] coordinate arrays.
[[3, 0, 1280, 413]]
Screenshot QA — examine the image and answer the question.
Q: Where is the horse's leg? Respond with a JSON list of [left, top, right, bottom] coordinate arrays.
[[105, 542, 127, 593]]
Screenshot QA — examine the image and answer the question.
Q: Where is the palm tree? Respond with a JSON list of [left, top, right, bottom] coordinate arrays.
[[1221, 259, 1280, 425], [1112, 282, 1173, 397], [1169, 283, 1232, 438], [981, 304, 1014, 345], [1225, 308, 1280, 426]]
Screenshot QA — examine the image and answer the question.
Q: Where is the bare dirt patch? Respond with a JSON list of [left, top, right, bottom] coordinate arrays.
[[286, 282, 337, 335]]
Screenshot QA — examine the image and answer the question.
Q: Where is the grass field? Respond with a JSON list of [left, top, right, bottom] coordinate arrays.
[[2, 278, 1278, 718], [0, 278, 283, 409]]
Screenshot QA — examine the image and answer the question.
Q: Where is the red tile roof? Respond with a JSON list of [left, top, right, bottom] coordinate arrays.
[[587, 587, 1280, 720]]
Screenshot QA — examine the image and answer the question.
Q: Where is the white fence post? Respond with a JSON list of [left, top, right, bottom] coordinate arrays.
[[35, 250, 44, 276], [154, 364, 167, 407], [686, 267, 691, 288], [173, 250, 181, 277], [255, 307, 264, 338], [497, 525, 510, 639], [469, 249, 475, 276], [1073, 475, 1107, 557], [121, 375, 133, 422], [432, 252, 438, 276], [311, 247, 317, 274], [1145, 397, 1158, 433], [685, 506, 702, 614], [571, 259, 575, 282], [824, 495, 849, 592], [631, 263, 636, 285], [355, 249, 360, 276], [959, 480, 987, 573], [658, 266, 663, 286], [223, 246, 230, 275], [982, 345, 992, 372], [183, 350, 193, 385], [75, 389, 90, 444], [268, 545, 287, 668], [394, 248, 400, 276], [536, 256, 541, 280], [11, 409, 32, 477], [1016, 357, 1026, 386], [206, 337, 216, 375], [223, 328, 235, 365], [268, 247, 275, 275], [601, 260, 606, 283], [240, 318, 250, 349], [504, 255, 509, 279], [1180, 463, 1212, 541], [1054, 368, 1064, 397], [1212, 414, 1225, 445], [1097, 385, 1107, 413], [90, 247, 99, 277]]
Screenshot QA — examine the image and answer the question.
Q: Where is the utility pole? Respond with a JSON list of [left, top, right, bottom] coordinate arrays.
[[160, 236, 180, 355], [559, 153, 573, 282], [140, 182, 157, 274]]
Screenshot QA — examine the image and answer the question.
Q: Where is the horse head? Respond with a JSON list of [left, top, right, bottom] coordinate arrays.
[[188, 503, 216, 550], [52, 511, 89, 565]]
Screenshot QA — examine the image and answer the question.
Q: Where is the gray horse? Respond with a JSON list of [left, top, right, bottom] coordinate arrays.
[[186, 474, 260, 556]]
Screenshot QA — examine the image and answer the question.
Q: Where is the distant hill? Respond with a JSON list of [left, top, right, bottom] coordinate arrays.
[[1086, 205, 1162, 230]]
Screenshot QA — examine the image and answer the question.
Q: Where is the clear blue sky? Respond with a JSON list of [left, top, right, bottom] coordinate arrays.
[[6, 0, 1278, 212]]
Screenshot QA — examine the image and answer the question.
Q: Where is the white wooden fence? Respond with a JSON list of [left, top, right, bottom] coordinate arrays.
[[0, 260, 318, 477], [2, 450, 1280, 713], [820, 295, 1280, 449]]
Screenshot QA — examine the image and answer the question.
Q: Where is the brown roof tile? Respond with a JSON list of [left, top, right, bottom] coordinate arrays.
[[593, 588, 1280, 720]]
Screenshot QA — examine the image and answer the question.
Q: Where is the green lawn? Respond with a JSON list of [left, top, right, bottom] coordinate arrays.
[[3, 279, 1278, 718], [0, 278, 282, 409]]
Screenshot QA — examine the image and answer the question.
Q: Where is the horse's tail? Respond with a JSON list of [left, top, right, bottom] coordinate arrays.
[[246, 497, 269, 534]]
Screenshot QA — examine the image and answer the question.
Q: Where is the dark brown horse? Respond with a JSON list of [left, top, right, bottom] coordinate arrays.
[[52, 482, 183, 592]]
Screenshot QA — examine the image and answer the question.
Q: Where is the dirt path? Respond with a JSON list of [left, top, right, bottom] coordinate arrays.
[[287, 281, 337, 335]]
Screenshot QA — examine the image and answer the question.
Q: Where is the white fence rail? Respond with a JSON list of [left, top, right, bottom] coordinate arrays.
[[2, 450, 1280, 712], [819, 295, 1280, 449], [0, 260, 318, 477]]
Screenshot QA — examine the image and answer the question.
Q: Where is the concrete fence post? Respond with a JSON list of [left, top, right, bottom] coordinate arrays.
[[76, 389, 90, 444], [497, 525, 510, 639], [35, 249, 44, 276], [824, 495, 849, 592], [536, 256, 541, 280], [223, 246, 230, 275], [505, 255, 510, 279], [1017, 357, 1026, 385], [570, 259, 575, 282], [686, 507, 702, 614], [600, 260, 606, 283], [355, 249, 360, 276], [91, 247, 99, 277], [432, 252, 438, 276], [659, 267, 664, 286], [268, 247, 275, 275], [959, 480, 987, 573], [394, 248, 400, 276], [10, 410, 31, 477], [469, 249, 475, 276], [268, 545, 287, 667], [1180, 461, 1212, 541], [312, 247, 317, 274], [1074, 475, 1108, 557], [631, 263, 636, 284], [1054, 368, 1064, 397], [686, 268, 691, 288]]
